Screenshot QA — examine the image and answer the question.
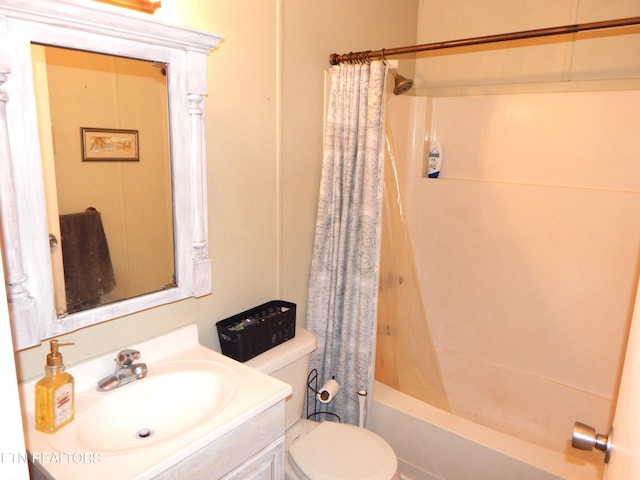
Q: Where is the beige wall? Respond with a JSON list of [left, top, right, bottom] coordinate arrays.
[[416, 0, 640, 94], [15, 0, 419, 380]]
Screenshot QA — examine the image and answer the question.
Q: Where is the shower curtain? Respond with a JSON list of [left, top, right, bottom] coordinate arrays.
[[375, 108, 450, 411], [306, 61, 388, 425]]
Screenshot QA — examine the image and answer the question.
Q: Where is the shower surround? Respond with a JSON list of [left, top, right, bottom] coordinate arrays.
[[377, 90, 640, 462]]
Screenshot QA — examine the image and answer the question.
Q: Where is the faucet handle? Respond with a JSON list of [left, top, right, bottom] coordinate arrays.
[[116, 349, 141, 366]]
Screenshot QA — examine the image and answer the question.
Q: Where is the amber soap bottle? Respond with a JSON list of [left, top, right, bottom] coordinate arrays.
[[35, 340, 75, 433]]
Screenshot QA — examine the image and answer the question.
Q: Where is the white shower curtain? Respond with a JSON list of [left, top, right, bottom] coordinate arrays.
[[306, 61, 388, 425]]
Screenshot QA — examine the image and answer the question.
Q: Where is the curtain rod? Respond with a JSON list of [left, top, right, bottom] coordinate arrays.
[[329, 16, 640, 65]]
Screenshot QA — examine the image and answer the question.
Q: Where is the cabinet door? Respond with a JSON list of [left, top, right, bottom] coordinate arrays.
[[221, 438, 285, 480]]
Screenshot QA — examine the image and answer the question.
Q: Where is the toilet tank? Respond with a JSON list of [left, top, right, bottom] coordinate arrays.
[[245, 327, 317, 429]]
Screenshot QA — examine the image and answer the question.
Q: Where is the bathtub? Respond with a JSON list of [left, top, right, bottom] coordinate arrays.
[[369, 382, 604, 480]]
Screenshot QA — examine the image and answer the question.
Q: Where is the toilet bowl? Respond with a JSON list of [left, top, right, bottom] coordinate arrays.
[[245, 327, 399, 480], [285, 419, 398, 480]]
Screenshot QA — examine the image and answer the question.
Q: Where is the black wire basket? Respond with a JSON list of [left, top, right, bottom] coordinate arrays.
[[216, 300, 296, 362]]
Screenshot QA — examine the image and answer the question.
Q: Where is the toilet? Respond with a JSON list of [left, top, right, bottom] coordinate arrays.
[[245, 327, 399, 480]]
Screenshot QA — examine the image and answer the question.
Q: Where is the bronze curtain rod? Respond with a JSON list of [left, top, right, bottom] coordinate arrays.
[[329, 16, 640, 65]]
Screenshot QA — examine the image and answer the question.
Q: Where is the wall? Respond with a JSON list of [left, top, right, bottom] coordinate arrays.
[[14, 0, 419, 381], [415, 0, 640, 95]]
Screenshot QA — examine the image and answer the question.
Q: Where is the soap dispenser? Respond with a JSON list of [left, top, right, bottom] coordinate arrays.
[[35, 340, 75, 433]]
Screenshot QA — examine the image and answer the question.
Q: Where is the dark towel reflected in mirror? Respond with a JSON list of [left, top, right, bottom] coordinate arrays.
[[59, 207, 116, 314]]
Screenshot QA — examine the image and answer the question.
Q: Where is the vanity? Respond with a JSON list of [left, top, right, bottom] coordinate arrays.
[[20, 324, 291, 479]]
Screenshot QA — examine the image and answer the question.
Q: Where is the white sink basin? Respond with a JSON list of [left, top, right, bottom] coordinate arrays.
[[51, 360, 237, 454]]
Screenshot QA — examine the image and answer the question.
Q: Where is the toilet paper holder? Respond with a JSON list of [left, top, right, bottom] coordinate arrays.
[[306, 369, 341, 423]]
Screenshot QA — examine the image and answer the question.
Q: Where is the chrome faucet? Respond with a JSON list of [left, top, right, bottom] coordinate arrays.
[[97, 349, 148, 392]]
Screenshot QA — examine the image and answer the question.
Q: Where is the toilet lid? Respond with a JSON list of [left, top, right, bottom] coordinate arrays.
[[288, 421, 397, 480]]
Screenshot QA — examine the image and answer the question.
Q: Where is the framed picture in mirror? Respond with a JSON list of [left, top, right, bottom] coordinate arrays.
[[81, 127, 139, 161]]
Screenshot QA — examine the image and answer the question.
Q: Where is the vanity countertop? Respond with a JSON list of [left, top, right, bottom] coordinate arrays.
[[19, 324, 291, 479]]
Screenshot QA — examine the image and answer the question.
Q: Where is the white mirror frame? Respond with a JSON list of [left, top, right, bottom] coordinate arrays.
[[0, 0, 222, 350]]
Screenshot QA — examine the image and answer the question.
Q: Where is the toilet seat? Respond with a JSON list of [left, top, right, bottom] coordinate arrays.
[[288, 421, 398, 480]]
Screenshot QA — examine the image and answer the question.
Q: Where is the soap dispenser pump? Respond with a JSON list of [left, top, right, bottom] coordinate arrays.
[[35, 340, 75, 433]]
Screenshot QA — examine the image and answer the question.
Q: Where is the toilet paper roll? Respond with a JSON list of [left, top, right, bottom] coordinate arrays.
[[317, 379, 340, 404]]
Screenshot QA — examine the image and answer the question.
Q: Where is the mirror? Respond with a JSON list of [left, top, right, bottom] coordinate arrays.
[[33, 45, 175, 316], [0, 0, 222, 350]]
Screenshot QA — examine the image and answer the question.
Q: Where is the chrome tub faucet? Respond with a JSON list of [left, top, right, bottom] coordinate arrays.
[[97, 349, 148, 392]]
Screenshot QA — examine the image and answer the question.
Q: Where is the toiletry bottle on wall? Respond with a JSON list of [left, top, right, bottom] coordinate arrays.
[[427, 140, 442, 178], [35, 340, 75, 433]]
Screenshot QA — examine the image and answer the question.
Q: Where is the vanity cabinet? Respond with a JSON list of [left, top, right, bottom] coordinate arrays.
[[220, 438, 284, 480], [28, 398, 286, 480], [154, 403, 285, 480]]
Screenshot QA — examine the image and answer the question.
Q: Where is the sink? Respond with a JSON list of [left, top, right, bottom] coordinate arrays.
[[47, 360, 237, 455], [20, 324, 291, 480]]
